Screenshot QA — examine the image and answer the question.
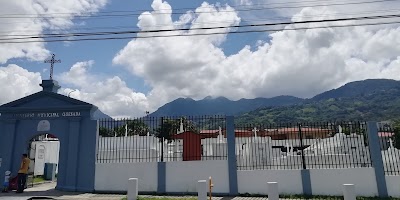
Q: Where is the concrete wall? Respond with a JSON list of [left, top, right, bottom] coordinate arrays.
[[94, 160, 400, 197], [95, 162, 158, 192], [165, 160, 229, 193], [386, 175, 400, 197], [95, 160, 229, 193], [309, 168, 378, 196], [237, 170, 303, 195]]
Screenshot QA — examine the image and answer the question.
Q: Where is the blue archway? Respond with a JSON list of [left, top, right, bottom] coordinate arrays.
[[0, 80, 99, 192]]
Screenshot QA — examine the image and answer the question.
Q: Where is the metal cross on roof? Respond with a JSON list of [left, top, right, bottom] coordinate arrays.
[[44, 54, 61, 80]]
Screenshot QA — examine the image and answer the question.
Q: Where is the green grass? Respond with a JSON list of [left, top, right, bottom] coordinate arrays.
[[121, 197, 197, 200], [33, 176, 45, 183], [244, 193, 400, 200], [121, 195, 400, 200]]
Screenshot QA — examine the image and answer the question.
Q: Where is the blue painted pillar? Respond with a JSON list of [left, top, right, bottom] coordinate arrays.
[[157, 162, 166, 193], [298, 124, 312, 196], [226, 116, 238, 195], [301, 170, 312, 196], [56, 129, 67, 191], [0, 120, 16, 189], [65, 118, 81, 191], [367, 121, 388, 197]]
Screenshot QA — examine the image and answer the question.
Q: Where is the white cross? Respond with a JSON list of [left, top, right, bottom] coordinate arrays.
[[252, 127, 259, 138]]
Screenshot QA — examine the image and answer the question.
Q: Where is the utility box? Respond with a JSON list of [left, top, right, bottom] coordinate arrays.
[[44, 163, 57, 181]]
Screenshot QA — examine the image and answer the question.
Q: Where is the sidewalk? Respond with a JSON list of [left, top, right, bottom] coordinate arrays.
[[0, 182, 347, 200], [0, 182, 124, 200]]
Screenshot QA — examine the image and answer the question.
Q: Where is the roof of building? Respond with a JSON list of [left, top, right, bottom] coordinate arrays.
[[378, 132, 394, 137]]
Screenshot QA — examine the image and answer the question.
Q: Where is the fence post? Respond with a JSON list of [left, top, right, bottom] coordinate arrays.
[[160, 117, 164, 162], [298, 124, 307, 170], [197, 180, 207, 200], [343, 184, 356, 200], [157, 117, 166, 194], [226, 116, 238, 196], [157, 161, 166, 194], [128, 178, 138, 200], [267, 182, 279, 200], [367, 121, 388, 197], [298, 124, 312, 196]]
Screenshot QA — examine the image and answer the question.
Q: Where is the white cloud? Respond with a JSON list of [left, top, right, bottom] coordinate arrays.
[[0, 62, 150, 118], [235, 0, 252, 6], [0, 0, 107, 64], [0, 64, 42, 104], [113, 0, 241, 108], [113, 0, 400, 111], [3, 0, 400, 118], [58, 61, 150, 118], [233, 0, 397, 17]]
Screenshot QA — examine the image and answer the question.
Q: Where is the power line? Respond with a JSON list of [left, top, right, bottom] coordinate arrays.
[[1, 19, 399, 44], [0, 0, 395, 17], [0, 0, 397, 20], [1, 8, 400, 35], [1, 13, 400, 41], [0, 0, 326, 16]]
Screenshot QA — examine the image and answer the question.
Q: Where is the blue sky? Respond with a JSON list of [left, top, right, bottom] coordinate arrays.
[[1, 0, 400, 117], [6, 0, 267, 94]]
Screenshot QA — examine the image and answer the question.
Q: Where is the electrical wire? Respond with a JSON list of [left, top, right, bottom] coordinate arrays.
[[1, 19, 399, 44], [0, 0, 397, 19], [2, 7, 400, 35], [1, 13, 399, 41]]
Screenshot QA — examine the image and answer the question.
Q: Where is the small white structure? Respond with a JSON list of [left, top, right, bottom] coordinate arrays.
[[209, 127, 227, 160], [97, 135, 161, 162], [197, 180, 207, 200], [275, 126, 371, 169], [382, 138, 400, 175], [236, 135, 272, 168], [128, 178, 138, 200], [268, 182, 279, 200], [343, 184, 356, 200], [29, 139, 60, 176]]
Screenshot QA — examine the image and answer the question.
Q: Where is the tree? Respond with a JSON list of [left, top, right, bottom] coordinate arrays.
[[114, 119, 150, 136], [392, 119, 400, 149], [155, 117, 198, 141], [99, 119, 150, 137]]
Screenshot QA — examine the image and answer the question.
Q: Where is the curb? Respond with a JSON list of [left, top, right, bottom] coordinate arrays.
[[28, 180, 56, 188]]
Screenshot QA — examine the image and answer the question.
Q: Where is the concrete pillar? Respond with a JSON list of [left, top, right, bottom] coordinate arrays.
[[226, 116, 238, 195], [268, 182, 279, 200], [157, 162, 166, 193], [128, 178, 138, 200], [343, 184, 356, 200], [65, 118, 81, 191], [367, 122, 388, 197], [197, 180, 207, 200]]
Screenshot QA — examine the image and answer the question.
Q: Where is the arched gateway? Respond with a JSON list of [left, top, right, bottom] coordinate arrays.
[[0, 80, 98, 192]]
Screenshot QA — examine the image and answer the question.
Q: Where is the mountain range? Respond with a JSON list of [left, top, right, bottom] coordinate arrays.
[[149, 95, 303, 117], [150, 79, 400, 123]]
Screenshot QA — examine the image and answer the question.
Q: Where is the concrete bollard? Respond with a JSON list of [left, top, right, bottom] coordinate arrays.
[[128, 178, 138, 200], [197, 180, 207, 200], [268, 182, 279, 200], [343, 184, 356, 200]]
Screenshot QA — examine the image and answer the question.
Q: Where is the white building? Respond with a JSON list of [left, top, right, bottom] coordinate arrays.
[[29, 139, 60, 176]]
